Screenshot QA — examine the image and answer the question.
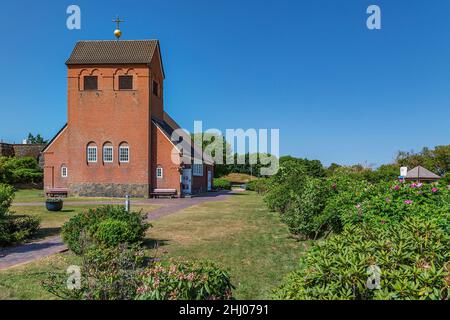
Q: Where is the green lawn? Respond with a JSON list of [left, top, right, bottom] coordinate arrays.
[[146, 192, 308, 299], [0, 253, 81, 300], [0, 192, 306, 300]]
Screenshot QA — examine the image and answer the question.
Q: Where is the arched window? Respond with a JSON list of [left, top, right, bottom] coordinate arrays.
[[61, 165, 68, 178], [79, 69, 101, 91], [156, 166, 163, 179], [103, 142, 113, 163], [114, 68, 137, 91], [87, 142, 97, 163], [119, 142, 130, 163]]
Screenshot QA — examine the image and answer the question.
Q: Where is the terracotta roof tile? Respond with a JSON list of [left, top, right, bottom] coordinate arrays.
[[66, 40, 159, 65]]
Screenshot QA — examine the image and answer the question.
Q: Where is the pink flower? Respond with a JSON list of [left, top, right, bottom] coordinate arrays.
[[186, 272, 195, 282], [380, 220, 386, 225], [404, 200, 413, 205], [355, 204, 361, 209], [432, 187, 438, 193], [331, 183, 337, 190], [417, 183, 423, 188], [153, 277, 160, 288], [410, 183, 417, 188], [393, 185, 400, 191]]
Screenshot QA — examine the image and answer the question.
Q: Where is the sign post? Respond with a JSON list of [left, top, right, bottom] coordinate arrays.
[[125, 194, 131, 212], [399, 167, 408, 181]]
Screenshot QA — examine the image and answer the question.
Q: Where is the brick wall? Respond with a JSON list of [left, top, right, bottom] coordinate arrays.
[[151, 123, 182, 196]]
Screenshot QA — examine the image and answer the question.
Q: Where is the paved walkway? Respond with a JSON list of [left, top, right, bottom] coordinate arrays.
[[0, 191, 233, 270]]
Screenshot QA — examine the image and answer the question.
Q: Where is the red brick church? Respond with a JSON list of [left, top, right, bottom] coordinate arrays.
[[43, 39, 214, 198]]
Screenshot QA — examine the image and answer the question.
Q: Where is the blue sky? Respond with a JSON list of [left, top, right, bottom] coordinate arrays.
[[1, 0, 449, 166]]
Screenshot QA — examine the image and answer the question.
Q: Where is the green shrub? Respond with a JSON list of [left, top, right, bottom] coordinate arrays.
[[43, 245, 146, 300], [280, 177, 330, 238], [274, 217, 450, 300], [136, 259, 234, 300], [213, 178, 231, 190], [0, 183, 14, 218], [61, 205, 150, 255], [271, 172, 374, 238], [0, 157, 43, 184], [12, 168, 43, 184], [264, 162, 308, 213], [95, 219, 135, 247], [246, 179, 269, 194], [0, 215, 40, 246], [441, 173, 450, 186], [0, 183, 40, 246]]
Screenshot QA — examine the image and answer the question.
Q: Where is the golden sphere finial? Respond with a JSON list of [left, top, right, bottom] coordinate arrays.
[[114, 29, 122, 39], [112, 16, 124, 40]]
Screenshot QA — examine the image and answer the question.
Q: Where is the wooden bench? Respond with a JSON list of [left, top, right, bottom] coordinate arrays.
[[45, 188, 69, 198], [150, 189, 177, 198]]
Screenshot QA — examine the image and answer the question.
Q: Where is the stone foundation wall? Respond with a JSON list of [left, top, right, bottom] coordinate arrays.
[[69, 183, 150, 198]]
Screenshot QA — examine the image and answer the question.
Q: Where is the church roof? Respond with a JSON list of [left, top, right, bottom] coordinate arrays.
[[66, 40, 159, 65], [405, 166, 441, 180], [152, 117, 215, 165]]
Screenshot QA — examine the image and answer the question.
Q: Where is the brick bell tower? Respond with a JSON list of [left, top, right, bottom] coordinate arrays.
[[42, 22, 214, 198]]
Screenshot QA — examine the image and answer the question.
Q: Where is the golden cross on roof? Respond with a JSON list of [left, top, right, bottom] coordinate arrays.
[[112, 16, 125, 39]]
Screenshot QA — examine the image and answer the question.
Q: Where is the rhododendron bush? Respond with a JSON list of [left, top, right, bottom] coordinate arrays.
[[264, 167, 450, 300], [265, 169, 450, 238]]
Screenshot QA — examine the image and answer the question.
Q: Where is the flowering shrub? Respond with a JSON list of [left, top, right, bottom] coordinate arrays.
[[136, 259, 234, 300], [43, 248, 235, 301], [61, 205, 151, 254], [274, 217, 450, 300], [43, 245, 146, 300], [269, 171, 375, 238], [341, 181, 450, 233]]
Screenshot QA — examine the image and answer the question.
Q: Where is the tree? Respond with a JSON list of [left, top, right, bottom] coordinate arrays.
[[279, 156, 326, 178], [396, 144, 450, 176], [27, 133, 48, 144]]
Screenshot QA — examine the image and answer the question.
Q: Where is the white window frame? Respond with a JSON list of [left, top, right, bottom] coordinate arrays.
[[103, 146, 114, 163], [156, 167, 163, 179], [61, 166, 68, 178], [87, 146, 97, 163], [193, 164, 204, 176], [119, 146, 130, 163]]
